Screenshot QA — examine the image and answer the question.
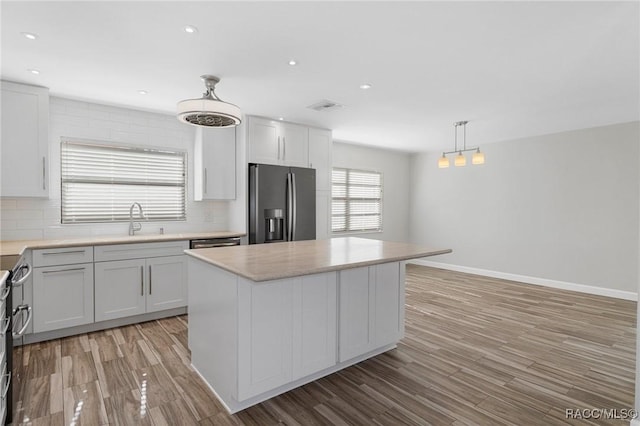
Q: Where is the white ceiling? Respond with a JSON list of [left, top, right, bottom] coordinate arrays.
[[1, 1, 638, 153]]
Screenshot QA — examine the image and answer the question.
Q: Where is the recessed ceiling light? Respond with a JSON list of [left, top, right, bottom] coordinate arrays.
[[22, 32, 38, 40], [278, 117, 285, 121], [138, 90, 148, 95], [288, 60, 297, 66], [184, 25, 198, 34], [27, 69, 40, 75], [359, 83, 372, 90]]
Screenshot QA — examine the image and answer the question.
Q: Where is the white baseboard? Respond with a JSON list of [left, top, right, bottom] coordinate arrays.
[[409, 259, 637, 301]]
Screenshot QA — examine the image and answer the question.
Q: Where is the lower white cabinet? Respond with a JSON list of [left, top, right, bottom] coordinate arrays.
[[237, 272, 337, 401], [338, 262, 404, 362], [95, 255, 187, 321], [33, 264, 94, 332]]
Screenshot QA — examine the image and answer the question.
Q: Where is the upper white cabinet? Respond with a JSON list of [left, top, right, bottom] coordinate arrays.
[[1, 81, 49, 198], [308, 128, 333, 191], [194, 127, 236, 200], [247, 116, 309, 168]]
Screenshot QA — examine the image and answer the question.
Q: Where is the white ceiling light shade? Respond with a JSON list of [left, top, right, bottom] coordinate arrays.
[[21, 32, 38, 40], [176, 75, 241, 128], [438, 121, 485, 168], [359, 83, 372, 89], [184, 25, 198, 34]]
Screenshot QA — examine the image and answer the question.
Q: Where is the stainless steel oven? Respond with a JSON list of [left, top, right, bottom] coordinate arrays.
[[0, 255, 33, 425]]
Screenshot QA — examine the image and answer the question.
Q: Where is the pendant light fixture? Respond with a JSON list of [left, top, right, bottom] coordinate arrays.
[[438, 120, 485, 168], [177, 75, 241, 128]]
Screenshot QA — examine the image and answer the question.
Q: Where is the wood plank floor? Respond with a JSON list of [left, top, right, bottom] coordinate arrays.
[[13, 265, 636, 425]]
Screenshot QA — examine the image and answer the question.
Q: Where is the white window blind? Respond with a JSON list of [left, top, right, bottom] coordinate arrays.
[[332, 167, 383, 233], [61, 140, 186, 223]]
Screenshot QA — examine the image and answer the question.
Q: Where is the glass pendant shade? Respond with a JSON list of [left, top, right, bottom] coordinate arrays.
[[438, 154, 450, 168], [454, 152, 466, 167], [472, 149, 485, 165]]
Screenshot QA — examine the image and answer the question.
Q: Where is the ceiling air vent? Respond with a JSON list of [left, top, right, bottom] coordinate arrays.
[[307, 99, 344, 112]]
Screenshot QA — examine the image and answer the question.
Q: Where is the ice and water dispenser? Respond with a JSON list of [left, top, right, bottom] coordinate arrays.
[[264, 208, 284, 242]]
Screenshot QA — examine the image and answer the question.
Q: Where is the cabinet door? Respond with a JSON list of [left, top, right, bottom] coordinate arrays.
[[146, 256, 188, 313], [280, 123, 308, 167], [292, 273, 337, 380], [248, 117, 280, 165], [373, 262, 403, 347], [308, 128, 332, 191], [33, 264, 94, 332], [94, 259, 146, 321], [237, 277, 293, 401], [338, 266, 376, 362], [202, 127, 236, 200], [1, 81, 49, 198], [315, 190, 331, 240]]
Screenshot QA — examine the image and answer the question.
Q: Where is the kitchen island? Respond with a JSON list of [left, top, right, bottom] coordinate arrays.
[[186, 237, 451, 413]]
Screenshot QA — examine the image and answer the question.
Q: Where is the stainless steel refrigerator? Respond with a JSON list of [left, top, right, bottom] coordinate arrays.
[[249, 163, 316, 244]]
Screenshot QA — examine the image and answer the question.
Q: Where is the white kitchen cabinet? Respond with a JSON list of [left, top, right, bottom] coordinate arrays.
[[236, 271, 337, 401], [292, 272, 337, 380], [194, 127, 236, 200], [315, 190, 331, 240], [247, 116, 280, 165], [279, 123, 309, 167], [247, 117, 309, 167], [94, 259, 146, 321], [338, 262, 403, 362], [95, 255, 187, 321], [237, 277, 293, 400], [0, 81, 49, 198], [33, 264, 94, 332], [146, 255, 188, 313], [308, 128, 332, 191]]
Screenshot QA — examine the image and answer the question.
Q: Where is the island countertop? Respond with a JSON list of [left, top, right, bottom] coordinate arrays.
[[185, 237, 451, 282]]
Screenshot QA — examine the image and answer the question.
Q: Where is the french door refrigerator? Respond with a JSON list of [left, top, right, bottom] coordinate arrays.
[[249, 163, 316, 244]]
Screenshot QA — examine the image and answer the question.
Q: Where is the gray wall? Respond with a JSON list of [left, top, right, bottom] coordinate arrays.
[[333, 141, 411, 242], [409, 122, 639, 294]]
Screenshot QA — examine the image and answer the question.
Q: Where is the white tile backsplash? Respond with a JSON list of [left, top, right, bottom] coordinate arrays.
[[1, 97, 230, 241]]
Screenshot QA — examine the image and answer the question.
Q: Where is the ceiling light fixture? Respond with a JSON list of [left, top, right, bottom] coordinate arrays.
[[359, 83, 372, 90], [278, 117, 284, 121], [176, 75, 241, 128], [438, 121, 485, 168], [184, 25, 198, 34], [22, 32, 38, 40], [288, 60, 297, 66], [27, 69, 40, 75], [138, 90, 148, 95]]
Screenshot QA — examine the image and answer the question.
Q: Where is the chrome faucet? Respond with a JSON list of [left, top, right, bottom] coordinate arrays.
[[129, 202, 145, 236]]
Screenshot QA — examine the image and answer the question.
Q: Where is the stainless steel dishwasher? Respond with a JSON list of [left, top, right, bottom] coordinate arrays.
[[189, 237, 241, 249]]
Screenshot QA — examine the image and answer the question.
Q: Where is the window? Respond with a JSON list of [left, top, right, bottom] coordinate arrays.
[[332, 167, 383, 233], [61, 140, 186, 223]]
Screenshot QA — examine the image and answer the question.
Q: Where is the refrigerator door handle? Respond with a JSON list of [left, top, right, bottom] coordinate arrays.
[[287, 172, 293, 241], [291, 172, 297, 240]]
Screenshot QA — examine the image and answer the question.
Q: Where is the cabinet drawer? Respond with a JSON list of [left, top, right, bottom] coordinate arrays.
[[33, 246, 93, 267], [94, 241, 189, 262]]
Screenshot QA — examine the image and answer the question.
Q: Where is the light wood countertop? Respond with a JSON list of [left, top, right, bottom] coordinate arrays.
[[185, 237, 451, 282], [0, 231, 245, 256]]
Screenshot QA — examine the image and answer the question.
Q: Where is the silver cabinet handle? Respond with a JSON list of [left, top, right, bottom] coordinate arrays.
[[0, 285, 10, 302], [42, 157, 46, 190], [12, 263, 32, 287], [42, 267, 85, 274], [204, 168, 208, 194], [13, 304, 32, 337], [140, 266, 144, 296], [2, 371, 11, 399], [149, 265, 152, 295], [42, 250, 86, 256], [0, 316, 10, 336]]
